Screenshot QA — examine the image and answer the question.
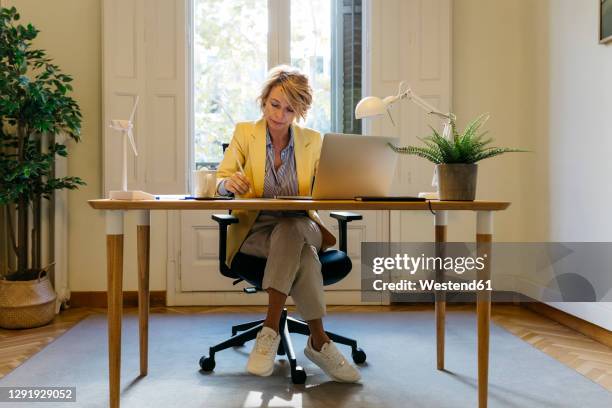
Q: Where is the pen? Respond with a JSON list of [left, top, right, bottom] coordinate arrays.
[[232, 144, 252, 194]]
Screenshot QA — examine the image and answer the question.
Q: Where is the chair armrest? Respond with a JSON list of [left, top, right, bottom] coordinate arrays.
[[329, 212, 362, 253], [212, 214, 239, 226], [330, 211, 363, 222], [211, 214, 240, 274]]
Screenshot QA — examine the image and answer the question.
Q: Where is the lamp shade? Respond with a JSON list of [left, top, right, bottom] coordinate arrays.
[[355, 96, 386, 119]]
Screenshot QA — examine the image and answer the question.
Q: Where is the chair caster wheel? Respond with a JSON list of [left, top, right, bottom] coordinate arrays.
[[199, 356, 215, 371], [291, 366, 307, 384], [352, 348, 366, 364]]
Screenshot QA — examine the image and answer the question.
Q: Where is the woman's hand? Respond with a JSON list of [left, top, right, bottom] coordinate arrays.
[[224, 172, 251, 195]]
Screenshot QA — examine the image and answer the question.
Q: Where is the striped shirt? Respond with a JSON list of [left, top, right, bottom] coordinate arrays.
[[260, 127, 305, 217], [262, 127, 298, 197]]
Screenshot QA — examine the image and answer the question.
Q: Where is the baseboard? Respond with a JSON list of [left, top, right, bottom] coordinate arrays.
[[68, 291, 167, 308], [524, 302, 612, 349]]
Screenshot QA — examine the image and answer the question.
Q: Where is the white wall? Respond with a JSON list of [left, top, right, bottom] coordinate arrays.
[[543, 0, 612, 329], [453, 0, 539, 243], [548, 1, 612, 240]]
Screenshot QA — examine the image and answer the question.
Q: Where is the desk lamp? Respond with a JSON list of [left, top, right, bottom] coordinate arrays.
[[355, 82, 455, 198]]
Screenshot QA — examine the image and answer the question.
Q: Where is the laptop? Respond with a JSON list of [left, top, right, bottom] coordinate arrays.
[[277, 133, 399, 200]]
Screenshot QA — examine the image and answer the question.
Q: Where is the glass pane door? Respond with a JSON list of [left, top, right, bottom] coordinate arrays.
[[193, 0, 268, 168], [290, 0, 332, 133]]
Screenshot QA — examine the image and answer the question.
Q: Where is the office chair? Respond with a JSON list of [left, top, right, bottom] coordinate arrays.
[[198, 151, 366, 383]]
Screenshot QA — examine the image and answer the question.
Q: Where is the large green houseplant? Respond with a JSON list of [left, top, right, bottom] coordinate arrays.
[[0, 7, 84, 328], [389, 114, 525, 200]]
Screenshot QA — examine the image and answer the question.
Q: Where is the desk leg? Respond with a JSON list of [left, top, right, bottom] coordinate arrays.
[[434, 211, 447, 371], [476, 211, 493, 408], [137, 210, 150, 376], [106, 210, 124, 408]]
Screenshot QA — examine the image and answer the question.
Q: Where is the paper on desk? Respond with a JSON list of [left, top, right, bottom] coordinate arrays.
[[155, 194, 188, 200]]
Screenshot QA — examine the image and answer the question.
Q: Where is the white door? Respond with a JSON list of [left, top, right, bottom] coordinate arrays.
[[365, 0, 452, 241], [102, 0, 187, 197], [179, 210, 233, 292]]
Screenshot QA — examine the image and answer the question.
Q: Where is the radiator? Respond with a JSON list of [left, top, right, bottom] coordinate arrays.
[[53, 132, 70, 312]]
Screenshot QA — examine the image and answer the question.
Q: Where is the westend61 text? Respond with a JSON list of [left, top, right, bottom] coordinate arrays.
[[372, 279, 493, 292]]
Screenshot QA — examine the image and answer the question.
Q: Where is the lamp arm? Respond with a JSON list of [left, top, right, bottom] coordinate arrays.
[[398, 87, 454, 121]]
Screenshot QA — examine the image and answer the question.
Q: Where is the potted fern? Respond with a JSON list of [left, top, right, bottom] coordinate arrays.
[[389, 114, 525, 201], [0, 7, 84, 328]]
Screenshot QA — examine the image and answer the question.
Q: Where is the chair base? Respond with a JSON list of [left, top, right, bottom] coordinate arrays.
[[199, 308, 367, 384]]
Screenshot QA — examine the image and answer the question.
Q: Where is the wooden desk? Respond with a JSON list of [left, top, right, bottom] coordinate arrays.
[[88, 198, 510, 408]]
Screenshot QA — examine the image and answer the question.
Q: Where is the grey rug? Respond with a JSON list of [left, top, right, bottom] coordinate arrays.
[[1, 311, 611, 408]]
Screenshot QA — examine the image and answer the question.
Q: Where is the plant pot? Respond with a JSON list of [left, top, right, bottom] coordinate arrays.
[[436, 163, 478, 201], [0, 273, 57, 329]]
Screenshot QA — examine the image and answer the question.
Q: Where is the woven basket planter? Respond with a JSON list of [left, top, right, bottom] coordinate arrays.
[[0, 273, 57, 329]]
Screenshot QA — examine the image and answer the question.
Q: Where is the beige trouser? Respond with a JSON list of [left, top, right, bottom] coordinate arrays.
[[238, 214, 325, 321]]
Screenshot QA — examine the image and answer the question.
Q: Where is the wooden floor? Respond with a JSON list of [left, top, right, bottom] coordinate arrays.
[[1, 304, 611, 392]]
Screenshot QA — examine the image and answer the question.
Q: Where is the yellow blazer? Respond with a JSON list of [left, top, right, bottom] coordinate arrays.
[[216, 118, 337, 267]]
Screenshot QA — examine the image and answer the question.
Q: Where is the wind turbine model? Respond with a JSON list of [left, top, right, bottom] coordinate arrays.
[[109, 96, 155, 200]]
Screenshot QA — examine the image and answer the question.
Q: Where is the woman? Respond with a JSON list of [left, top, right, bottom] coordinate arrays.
[[215, 66, 361, 383]]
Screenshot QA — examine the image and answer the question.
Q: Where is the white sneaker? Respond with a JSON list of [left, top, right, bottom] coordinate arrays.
[[246, 326, 281, 376], [304, 337, 361, 383]]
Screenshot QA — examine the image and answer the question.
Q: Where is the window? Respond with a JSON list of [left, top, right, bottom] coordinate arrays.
[[290, 0, 332, 134], [191, 0, 362, 169], [192, 0, 268, 168]]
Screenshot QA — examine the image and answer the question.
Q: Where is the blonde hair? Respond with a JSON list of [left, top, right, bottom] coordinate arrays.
[[257, 65, 312, 121]]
